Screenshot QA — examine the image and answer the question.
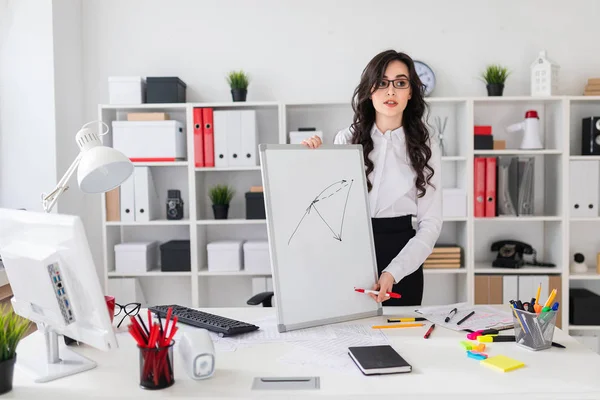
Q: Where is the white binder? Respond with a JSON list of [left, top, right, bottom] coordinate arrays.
[[226, 111, 243, 167], [119, 173, 136, 222], [134, 166, 160, 222], [213, 111, 229, 168], [239, 110, 258, 166], [570, 160, 599, 217]]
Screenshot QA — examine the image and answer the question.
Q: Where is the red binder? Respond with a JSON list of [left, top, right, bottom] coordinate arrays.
[[202, 108, 214, 167], [485, 157, 497, 217], [474, 157, 486, 217], [193, 108, 204, 167]]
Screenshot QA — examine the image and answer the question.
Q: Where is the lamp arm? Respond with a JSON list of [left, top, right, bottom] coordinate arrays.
[[42, 153, 83, 213]]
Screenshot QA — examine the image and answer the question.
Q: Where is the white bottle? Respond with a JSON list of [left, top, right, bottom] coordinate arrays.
[[506, 110, 543, 149], [571, 253, 588, 274]]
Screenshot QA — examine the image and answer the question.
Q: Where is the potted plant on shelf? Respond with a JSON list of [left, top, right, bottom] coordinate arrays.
[[481, 64, 510, 96], [227, 70, 250, 102], [0, 305, 31, 395], [209, 184, 235, 220]]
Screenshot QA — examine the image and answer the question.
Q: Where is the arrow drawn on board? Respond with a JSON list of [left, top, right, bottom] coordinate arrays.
[[288, 179, 354, 245]]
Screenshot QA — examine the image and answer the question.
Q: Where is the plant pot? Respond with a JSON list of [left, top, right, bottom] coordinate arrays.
[[231, 89, 247, 102], [0, 355, 16, 395], [212, 204, 229, 220], [486, 83, 504, 96]]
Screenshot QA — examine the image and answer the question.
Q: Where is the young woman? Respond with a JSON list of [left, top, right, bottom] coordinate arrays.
[[302, 50, 442, 306]]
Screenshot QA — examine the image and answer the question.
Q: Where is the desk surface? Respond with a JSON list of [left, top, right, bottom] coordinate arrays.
[[8, 306, 600, 399]]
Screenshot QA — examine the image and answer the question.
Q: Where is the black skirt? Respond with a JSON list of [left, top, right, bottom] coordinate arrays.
[[371, 215, 424, 306]]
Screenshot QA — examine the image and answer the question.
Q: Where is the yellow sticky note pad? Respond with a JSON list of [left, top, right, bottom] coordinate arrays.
[[480, 355, 525, 372]]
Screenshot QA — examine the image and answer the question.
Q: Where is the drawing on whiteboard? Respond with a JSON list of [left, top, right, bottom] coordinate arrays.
[[288, 179, 354, 245]]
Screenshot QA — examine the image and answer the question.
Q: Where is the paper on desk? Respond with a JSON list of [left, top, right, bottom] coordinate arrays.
[[415, 303, 513, 332], [234, 322, 337, 344], [278, 324, 390, 373]]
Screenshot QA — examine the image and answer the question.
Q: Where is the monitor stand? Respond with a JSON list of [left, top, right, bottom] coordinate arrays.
[[17, 327, 96, 383]]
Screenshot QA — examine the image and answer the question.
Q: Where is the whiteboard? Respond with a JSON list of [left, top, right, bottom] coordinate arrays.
[[259, 144, 382, 332]]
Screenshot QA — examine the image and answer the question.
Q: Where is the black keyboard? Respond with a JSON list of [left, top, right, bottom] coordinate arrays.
[[148, 304, 259, 337]]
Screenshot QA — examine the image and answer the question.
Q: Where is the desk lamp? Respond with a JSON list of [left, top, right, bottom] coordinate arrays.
[[41, 121, 133, 213]]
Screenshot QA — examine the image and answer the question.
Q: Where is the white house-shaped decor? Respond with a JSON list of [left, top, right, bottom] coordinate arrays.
[[531, 50, 559, 96]]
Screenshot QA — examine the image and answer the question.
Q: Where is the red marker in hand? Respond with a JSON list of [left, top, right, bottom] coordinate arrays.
[[354, 287, 401, 299]]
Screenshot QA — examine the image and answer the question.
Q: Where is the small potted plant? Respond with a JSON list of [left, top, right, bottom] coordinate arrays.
[[0, 305, 30, 394], [481, 64, 510, 96], [209, 184, 235, 220], [226, 70, 250, 102]]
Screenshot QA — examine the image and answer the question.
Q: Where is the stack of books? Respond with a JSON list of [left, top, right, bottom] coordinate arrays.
[[424, 245, 462, 269], [584, 78, 600, 96]]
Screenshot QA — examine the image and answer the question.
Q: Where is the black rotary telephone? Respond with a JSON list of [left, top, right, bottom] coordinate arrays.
[[491, 240, 555, 268]]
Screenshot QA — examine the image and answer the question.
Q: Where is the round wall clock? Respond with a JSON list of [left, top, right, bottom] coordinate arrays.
[[414, 60, 436, 97]]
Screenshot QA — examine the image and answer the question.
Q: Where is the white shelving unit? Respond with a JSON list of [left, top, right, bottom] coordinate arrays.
[[98, 96, 600, 338]]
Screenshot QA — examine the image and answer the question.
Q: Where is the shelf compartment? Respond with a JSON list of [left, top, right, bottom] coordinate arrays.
[[569, 272, 600, 280], [473, 98, 564, 152], [108, 267, 192, 277], [474, 263, 561, 275]]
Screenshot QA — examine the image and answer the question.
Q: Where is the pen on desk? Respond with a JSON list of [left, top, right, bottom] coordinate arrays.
[[445, 307, 458, 323], [354, 288, 401, 299], [424, 324, 435, 339], [387, 317, 426, 323], [372, 323, 424, 329], [456, 311, 475, 326]]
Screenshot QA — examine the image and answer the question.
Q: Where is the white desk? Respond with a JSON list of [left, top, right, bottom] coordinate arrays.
[[8, 306, 600, 399]]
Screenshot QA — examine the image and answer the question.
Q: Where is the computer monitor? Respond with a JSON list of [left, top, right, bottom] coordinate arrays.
[[0, 208, 117, 383]]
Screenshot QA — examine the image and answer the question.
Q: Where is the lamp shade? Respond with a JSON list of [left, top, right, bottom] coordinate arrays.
[[77, 146, 133, 193]]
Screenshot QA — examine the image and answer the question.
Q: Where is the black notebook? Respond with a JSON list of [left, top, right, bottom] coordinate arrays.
[[348, 345, 412, 375]]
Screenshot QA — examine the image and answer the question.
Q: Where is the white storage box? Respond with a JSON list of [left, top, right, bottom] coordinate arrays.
[[108, 76, 145, 104], [443, 188, 467, 217], [114, 241, 158, 274], [112, 120, 186, 162], [289, 130, 323, 144], [207, 240, 244, 272], [243, 240, 271, 274]]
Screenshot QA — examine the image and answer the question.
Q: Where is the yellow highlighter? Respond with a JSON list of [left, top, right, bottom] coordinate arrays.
[[544, 289, 557, 308], [372, 323, 425, 329]]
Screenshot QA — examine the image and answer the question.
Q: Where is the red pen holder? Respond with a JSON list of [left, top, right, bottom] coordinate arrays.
[[138, 341, 175, 390]]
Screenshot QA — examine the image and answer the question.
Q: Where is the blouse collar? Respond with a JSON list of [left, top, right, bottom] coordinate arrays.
[[371, 124, 405, 142]]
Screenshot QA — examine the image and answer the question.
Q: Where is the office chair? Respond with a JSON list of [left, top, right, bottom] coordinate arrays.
[[247, 291, 274, 307]]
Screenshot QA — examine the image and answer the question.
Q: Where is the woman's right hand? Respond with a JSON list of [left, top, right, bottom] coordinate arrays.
[[301, 135, 323, 149]]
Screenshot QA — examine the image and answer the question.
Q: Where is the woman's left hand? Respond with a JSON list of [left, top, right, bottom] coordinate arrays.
[[369, 272, 396, 303]]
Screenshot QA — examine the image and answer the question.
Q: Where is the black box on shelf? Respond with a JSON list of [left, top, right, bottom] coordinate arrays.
[[146, 77, 187, 103], [569, 288, 600, 325], [246, 192, 266, 219], [474, 135, 494, 150], [160, 240, 191, 271]]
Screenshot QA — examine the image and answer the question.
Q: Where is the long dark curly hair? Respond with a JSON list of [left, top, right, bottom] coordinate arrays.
[[350, 50, 435, 198]]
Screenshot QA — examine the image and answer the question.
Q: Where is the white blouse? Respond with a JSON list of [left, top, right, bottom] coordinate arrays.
[[334, 124, 443, 284]]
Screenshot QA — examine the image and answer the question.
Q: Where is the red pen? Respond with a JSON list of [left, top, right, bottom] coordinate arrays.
[[424, 323, 435, 339], [354, 287, 401, 299]]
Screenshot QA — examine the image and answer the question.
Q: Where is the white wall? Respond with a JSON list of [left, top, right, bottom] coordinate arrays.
[[81, 0, 600, 106], [52, 0, 84, 218], [0, 0, 57, 212]]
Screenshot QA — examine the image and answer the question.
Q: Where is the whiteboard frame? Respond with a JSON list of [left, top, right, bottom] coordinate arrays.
[[259, 144, 382, 332]]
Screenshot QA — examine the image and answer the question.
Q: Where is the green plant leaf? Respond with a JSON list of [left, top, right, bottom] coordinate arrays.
[[226, 70, 250, 90], [481, 64, 510, 84], [208, 184, 235, 205], [0, 304, 30, 361]]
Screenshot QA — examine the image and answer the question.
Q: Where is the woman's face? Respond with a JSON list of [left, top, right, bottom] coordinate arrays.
[[370, 60, 412, 121]]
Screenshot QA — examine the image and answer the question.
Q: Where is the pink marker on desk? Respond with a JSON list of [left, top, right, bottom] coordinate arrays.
[[354, 287, 401, 299]]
